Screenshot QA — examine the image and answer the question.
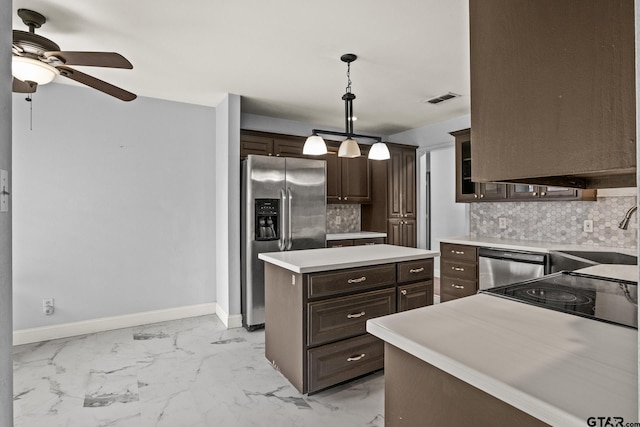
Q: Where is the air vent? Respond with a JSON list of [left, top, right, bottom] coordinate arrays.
[[425, 92, 459, 104]]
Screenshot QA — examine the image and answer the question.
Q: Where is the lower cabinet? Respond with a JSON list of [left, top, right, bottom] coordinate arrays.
[[326, 237, 385, 248], [439, 242, 479, 303], [265, 258, 434, 394], [387, 219, 417, 248]]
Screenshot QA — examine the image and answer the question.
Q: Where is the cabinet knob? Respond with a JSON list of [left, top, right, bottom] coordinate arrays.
[[541, 192, 546, 196], [401, 289, 407, 295], [268, 153, 273, 156], [276, 153, 280, 157], [344, 197, 348, 200], [338, 197, 342, 200], [480, 194, 485, 198], [532, 192, 537, 196], [474, 194, 478, 198]]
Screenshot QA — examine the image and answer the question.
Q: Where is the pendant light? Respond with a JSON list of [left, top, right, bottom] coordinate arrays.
[[303, 54, 390, 160]]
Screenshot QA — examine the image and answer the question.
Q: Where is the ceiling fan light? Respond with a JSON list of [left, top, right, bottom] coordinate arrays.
[[368, 142, 391, 160], [303, 135, 328, 155], [12, 56, 58, 85], [338, 138, 361, 158]]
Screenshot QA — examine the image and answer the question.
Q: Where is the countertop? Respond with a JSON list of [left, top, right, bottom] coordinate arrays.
[[326, 231, 387, 241], [258, 244, 439, 273], [440, 235, 638, 256], [367, 294, 638, 426]]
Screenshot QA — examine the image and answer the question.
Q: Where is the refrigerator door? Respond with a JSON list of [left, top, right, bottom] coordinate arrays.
[[241, 155, 286, 329], [285, 158, 327, 250]]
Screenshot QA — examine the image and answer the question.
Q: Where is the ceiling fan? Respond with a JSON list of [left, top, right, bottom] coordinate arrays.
[[11, 8, 136, 102]]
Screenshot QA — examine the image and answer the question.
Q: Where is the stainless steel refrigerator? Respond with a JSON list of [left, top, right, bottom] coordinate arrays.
[[241, 155, 326, 330]]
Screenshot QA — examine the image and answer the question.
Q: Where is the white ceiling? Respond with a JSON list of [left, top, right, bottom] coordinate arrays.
[[12, 0, 470, 135]]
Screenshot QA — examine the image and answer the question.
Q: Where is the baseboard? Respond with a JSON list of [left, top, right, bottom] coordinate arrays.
[[13, 303, 217, 346], [215, 303, 243, 329]]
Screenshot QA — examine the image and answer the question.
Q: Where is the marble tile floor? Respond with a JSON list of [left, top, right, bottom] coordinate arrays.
[[13, 315, 385, 427]]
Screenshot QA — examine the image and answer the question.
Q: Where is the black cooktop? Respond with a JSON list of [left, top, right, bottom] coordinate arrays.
[[481, 271, 638, 329]]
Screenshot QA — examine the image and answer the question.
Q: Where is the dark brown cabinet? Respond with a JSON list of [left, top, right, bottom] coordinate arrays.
[[469, 0, 636, 189], [439, 242, 478, 302], [362, 143, 417, 247], [240, 130, 371, 204], [452, 128, 596, 203], [265, 257, 434, 394]]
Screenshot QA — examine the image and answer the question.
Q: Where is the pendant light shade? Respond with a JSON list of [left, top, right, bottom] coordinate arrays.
[[303, 135, 328, 155], [368, 142, 391, 160], [338, 138, 361, 158]]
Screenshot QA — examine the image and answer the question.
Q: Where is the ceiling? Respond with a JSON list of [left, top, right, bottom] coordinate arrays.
[[11, 0, 470, 136]]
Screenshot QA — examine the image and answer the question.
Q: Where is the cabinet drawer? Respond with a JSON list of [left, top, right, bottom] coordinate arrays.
[[354, 237, 385, 246], [398, 281, 433, 312], [307, 334, 384, 394], [441, 259, 477, 281], [397, 259, 433, 283], [327, 239, 355, 248], [440, 243, 477, 263], [308, 288, 396, 347], [307, 264, 396, 299], [440, 276, 477, 302]]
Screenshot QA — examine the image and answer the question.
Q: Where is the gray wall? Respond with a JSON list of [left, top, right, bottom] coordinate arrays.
[[12, 84, 217, 330], [1, 0, 13, 423]]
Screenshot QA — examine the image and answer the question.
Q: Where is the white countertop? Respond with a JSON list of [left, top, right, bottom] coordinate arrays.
[[326, 231, 387, 241], [258, 244, 439, 273], [575, 264, 638, 282], [367, 294, 638, 426], [440, 235, 638, 256]]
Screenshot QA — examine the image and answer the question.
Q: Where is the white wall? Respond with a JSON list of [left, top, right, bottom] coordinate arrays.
[[0, 0, 13, 422], [12, 84, 217, 330], [215, 94, 242, 327]]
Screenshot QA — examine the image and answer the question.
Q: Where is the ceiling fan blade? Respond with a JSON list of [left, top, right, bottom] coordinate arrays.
[[12, 78, 37, 93], [56, 66, 136, 102], [44, 51, 133, 69]]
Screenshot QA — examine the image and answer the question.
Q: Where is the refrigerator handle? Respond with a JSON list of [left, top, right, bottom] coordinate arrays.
[[286, 187, 293, 250], [278, 188, 287, 251]]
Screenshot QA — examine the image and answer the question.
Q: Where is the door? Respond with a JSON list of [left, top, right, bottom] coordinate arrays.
[[286, 158, 326, 250]]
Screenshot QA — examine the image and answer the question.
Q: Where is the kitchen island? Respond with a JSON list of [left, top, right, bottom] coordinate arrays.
[[258, 244, 439, 394], [367, 265, 638, 426]]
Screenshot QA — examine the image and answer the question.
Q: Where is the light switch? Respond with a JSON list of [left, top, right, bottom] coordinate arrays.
[[0, 170, 8, 213]]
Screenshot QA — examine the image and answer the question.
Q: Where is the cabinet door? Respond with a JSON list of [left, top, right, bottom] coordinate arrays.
[[538, 186, 578, 199], [402, 220, 417, 248], [478, 183, 508, 201], [240, 134, 274, 158], [453, 130, 478, 202], [398, 281, 433, 312], [341, 147, 371, 203], [388, 148, 404, 217], [274, 138, 305, 158], [387, 219, 403, 246], [508, 184, 541, 200], [402, 148, 416, 218], [322, 147, 341, 203]]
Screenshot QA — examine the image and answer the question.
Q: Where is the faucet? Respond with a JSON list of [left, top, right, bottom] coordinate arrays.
[[618, 205, 637, 230]]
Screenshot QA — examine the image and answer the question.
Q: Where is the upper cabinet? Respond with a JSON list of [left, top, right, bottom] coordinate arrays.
[[469, 0, 636, 189], [240, 130, 370, 204], [452, 129, 596, 202]]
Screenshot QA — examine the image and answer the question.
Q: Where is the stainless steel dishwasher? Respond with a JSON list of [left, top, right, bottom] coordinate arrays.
[[478, 247, 549, 290]]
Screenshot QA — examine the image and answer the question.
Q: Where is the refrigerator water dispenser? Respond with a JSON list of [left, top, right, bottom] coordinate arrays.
[[255, 199, 279, 241]]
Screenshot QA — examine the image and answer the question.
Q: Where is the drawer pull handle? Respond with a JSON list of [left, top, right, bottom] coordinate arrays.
[[401, 289, 407, 295], [347, 311, 366, 319], [347, 353, 366, 362], [348, 276, 367, 284], [451, 250, 465, 255], [451, 284, 465, 289], [451, 267, 465, 272], [409, 267, 424, 273]]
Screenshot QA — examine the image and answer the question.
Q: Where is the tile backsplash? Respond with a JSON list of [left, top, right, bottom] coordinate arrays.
[[327, 204, 361, 233], [470, 195, 638, 248]]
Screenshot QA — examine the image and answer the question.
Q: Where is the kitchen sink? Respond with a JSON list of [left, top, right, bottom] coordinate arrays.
[[549, 250, 637, 273]]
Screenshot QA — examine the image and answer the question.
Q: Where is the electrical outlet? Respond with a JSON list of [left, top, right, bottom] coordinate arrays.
[[336, 216, 341, 225], [43, 298, 54, 315], [498, 217, 507, 229], [583, 220, 594, 233], [0, 170, 8, 213]]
